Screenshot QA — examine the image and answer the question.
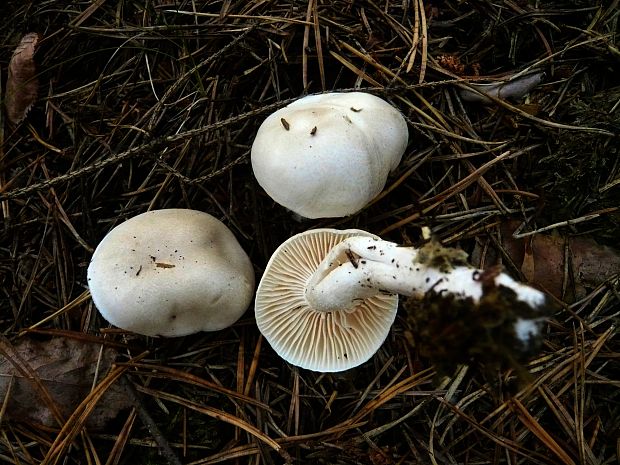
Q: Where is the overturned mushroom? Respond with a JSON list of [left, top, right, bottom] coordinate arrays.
[[255, 228, 551, 372], [255, 229, 398, 372], [251, 92, 408, 219], [87, 209, 255, 337]]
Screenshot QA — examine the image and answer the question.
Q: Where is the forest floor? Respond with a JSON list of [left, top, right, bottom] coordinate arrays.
[[0, 1, 619, 464]]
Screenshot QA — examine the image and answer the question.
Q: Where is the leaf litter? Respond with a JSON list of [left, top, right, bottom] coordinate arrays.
[[472, 220, 620, 302], [0, 1, 619, 464], [4, 33, 40, 125], [0, 336, 131, 429]]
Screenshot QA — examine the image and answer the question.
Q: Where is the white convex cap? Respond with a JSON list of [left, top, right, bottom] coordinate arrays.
[[87, 209, 255, 337], [251, 92, 408, 219], [255, 229, 398, 372]]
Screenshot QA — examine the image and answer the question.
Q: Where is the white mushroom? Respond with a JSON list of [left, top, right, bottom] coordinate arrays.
[[251, 92, 408, 219], [256, 228, 550, 372], [87, 209, 255, 337], [254, 229, 398, 372]]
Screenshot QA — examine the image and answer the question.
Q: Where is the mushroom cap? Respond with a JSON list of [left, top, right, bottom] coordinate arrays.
[[87, 209, 255, 337], [255, 228, 399, 372], [251, 92, 408, 219]]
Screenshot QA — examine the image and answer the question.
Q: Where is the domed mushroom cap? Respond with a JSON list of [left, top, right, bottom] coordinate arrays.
[[251, 92, 408, 219], [87, 209, 255, 337], [255, 228, 398, 372]]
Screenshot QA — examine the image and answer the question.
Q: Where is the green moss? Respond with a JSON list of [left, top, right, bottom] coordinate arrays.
[[414, 240, 470, 273]]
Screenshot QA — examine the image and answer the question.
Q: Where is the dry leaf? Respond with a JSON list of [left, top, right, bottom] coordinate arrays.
[[4, 32, 40, 125], [0, 336, 132, 429], [472, 221, 620, 301], [520, 237, 536, 283]]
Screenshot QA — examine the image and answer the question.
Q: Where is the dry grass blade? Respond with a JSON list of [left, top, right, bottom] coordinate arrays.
[[135, 385, 288, 459], [0, 376, 13, 424], [509, 398, 576, 465], [329, 50, 382, 86], [0, 335, 65, 428], [123, 362, 271, 410], [380, 150, 515, 234], [341, 368, 435, 430], [302, 0, 313, 91], [41, 364, 128, 465], [312, 0, 326, 91], [187, 420, 370, 465], [409, 0, 428, 83], [22, 291, 91, 334], [5, 33, 40, 125], [103, 410, 137, 465], [120, 376, 182, 465], [438, 396, 551, 464], [0, 97, 289, 201]]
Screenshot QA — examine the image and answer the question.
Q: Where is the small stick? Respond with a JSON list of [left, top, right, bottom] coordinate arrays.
[[119, 375, 182, 465]]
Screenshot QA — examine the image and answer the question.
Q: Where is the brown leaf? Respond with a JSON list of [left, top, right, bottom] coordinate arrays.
[[520, 237, 536, 283], [472, 220, 620, 301], [0, 336, 132, 429], [4, 32, 40, 125]]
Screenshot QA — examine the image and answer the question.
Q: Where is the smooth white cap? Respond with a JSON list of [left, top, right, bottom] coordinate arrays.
[[87, 209, 255, 337], [255, 228, 398, 372], [251, 92, 408, 219]]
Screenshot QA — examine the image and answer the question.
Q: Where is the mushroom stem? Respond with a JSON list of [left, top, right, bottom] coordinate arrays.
[[305, 236, 547, 313]]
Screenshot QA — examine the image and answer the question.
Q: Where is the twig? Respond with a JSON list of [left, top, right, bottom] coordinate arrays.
[[119, 375, 183, 465]]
